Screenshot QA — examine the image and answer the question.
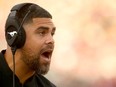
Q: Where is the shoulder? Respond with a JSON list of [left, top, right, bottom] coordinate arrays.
[[0, 51, 3, 82], [0, 50, 5, 67], [0, 50, 6, 76], [0, 50, 6, 59]]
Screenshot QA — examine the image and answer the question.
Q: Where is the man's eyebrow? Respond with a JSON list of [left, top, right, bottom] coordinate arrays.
[[36, 26, 56, 31], [37, 26, 49, 30]]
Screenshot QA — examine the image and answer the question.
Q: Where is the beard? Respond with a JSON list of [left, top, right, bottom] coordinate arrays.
[[20, 48, 50, 75]]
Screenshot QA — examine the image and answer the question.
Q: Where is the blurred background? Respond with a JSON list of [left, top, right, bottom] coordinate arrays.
[[1, 0, 116, 87]]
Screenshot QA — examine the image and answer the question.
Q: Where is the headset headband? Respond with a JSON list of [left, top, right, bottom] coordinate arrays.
[[11, 3, 33, 11]]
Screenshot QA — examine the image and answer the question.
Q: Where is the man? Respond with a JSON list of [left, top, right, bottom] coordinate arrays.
[[0, 2, 56, 87]]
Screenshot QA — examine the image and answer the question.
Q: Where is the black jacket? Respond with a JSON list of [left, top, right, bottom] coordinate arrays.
[[0, 50, 56, 87]]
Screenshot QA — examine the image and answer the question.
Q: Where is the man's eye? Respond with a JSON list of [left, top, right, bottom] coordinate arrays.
[[39, 31, 46, 36]]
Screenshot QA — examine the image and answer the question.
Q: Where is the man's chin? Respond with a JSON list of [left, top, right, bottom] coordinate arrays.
[[36, 69, 49, 75], [36, 65, 50, 75]]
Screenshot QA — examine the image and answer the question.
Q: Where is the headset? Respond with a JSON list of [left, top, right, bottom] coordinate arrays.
[[5, 3, 35, 50], [5, 3, 36, 87]]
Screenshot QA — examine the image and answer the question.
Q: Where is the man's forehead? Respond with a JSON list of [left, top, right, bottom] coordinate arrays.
[[32, 18, 54, 24]]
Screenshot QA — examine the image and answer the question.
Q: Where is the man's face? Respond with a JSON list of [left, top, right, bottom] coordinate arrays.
[[20, 18, 56, 75]]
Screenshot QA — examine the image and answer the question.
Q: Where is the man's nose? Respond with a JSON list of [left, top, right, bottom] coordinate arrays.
[[45, 35, 54, 45]]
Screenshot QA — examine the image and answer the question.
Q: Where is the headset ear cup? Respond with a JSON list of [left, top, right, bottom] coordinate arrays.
[[16, 26, 26, 48], [5, 3, 33, 49], [5, 26, 26, 49], [5, 16, 26, 48]]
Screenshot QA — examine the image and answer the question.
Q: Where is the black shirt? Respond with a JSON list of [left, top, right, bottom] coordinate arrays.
[[0, 50, 56, 87]]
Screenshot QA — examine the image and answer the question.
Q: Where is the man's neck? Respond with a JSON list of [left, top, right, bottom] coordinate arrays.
[[4, 48, 35, 84]]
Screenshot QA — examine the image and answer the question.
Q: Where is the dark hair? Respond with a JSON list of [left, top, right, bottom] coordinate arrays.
[[17, 4, 52, 25]]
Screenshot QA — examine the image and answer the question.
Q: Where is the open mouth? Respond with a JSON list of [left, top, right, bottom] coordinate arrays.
[[41, 50, 52, 59]]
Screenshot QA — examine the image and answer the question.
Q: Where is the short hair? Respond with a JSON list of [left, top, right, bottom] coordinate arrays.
[[17, 4, 52, 25]]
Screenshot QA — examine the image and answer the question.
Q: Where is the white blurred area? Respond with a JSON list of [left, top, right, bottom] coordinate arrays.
[[1, 0, 116, 87]]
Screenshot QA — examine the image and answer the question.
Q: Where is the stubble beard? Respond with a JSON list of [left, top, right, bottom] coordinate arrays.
[[20, 48, 50, 75]]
